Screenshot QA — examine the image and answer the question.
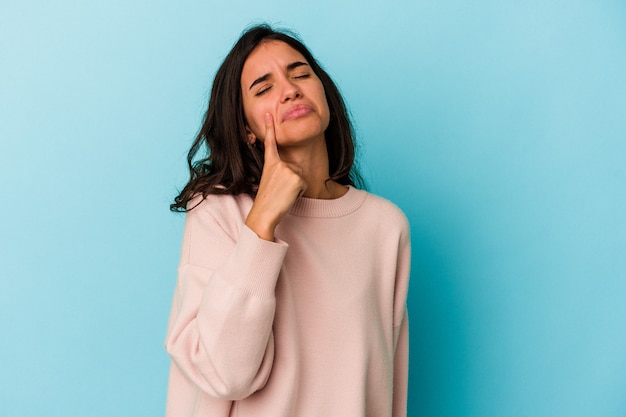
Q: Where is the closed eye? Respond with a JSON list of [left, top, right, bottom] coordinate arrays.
[[255, 85, 271, 96]]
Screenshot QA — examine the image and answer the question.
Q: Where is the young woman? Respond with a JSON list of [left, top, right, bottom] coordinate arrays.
[[165, 24, 411, 417]]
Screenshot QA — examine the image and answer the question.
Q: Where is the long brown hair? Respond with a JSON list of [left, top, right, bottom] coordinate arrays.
[[171, 24, 364, 212]]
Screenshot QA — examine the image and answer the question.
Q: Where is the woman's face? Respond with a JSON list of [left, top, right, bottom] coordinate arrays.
[[240, 40, 330, 147]]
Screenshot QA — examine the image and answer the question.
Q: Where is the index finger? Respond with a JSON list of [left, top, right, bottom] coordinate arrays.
[[263, 113, 280, 162]]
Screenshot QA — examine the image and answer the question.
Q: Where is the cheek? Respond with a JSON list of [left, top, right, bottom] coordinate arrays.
[[319, 92, 331, 128], [312, 80, 330, 124], [322, 95, 330, 122], [242, 101, 265, 138], [246, 113, 263, 138]]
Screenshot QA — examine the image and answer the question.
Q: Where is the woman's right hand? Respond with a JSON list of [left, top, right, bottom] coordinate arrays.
[[245, 113, 307, 241]]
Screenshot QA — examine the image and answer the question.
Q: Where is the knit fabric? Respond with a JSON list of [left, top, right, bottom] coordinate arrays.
[[165, 186, 411, 417]]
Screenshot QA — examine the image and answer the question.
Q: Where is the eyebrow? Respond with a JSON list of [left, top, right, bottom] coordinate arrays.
[[248, 61, 310, 90]]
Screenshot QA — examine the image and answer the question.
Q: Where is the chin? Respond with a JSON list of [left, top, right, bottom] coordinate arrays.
[[280, 132, 325, 146], [280, 120, 328, 144]]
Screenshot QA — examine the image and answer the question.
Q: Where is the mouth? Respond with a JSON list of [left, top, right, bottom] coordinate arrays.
[[282, 104, 314, 122]]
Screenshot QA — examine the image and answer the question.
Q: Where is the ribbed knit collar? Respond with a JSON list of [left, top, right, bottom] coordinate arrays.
[[288, 186, 367, 218]]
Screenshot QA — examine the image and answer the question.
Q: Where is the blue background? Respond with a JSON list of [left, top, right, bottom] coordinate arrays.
[[1, 1, 625, 416]]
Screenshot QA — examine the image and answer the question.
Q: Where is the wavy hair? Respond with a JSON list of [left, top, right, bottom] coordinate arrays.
[[171, 24, 364, 212]]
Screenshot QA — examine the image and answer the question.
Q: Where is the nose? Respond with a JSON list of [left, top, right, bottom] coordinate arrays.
[[280, 80, 302, 103]]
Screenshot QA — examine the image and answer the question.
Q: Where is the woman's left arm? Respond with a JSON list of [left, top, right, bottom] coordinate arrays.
[[392, 220, 411, 417], [393, 312, 409, 417]]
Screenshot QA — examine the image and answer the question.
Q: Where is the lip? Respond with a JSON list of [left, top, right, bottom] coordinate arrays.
[[281, 104, 314, 122]]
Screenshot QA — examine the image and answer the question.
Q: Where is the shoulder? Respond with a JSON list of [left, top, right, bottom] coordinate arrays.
[[185, 192, 254, 234], [359, 189, 410, 232], [188, 192, 252, 214], [177, 193, 254, 268]]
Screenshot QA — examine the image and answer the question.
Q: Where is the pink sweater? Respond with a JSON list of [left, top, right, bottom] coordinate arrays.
[[165, 186, 411, 417]]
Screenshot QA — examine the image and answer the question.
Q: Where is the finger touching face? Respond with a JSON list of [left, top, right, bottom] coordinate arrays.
[[240, 40, 330, 147]]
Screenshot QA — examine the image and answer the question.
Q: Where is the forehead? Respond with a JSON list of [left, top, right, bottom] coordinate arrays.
[[241, 40, 309, 78]]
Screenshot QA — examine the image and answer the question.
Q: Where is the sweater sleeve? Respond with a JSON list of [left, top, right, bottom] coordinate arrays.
[[392, 216, 411, 417], [165, 200, 288, 401], [392, 312, 409, 417]]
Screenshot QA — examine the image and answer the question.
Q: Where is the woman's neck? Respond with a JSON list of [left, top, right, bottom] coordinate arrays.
[[277, 135, 347, 199]]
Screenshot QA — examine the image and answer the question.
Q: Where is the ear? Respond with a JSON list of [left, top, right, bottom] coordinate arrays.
[[245, 126, 257, 145]]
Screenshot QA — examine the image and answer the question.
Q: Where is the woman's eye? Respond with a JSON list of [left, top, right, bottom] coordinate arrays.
[[255, 86, 271, 96], [294, 73, 310, 79]]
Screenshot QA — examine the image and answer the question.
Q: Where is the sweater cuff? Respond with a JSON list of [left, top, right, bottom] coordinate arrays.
[[217, 225, 288, 299]]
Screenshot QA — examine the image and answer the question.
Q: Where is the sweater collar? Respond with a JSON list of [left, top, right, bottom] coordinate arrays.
[[288, 186, 367, 218]]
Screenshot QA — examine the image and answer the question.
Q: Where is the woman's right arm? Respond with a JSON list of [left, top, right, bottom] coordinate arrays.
[[165, 201, 288, 401], [245, 113, 307, 241]]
